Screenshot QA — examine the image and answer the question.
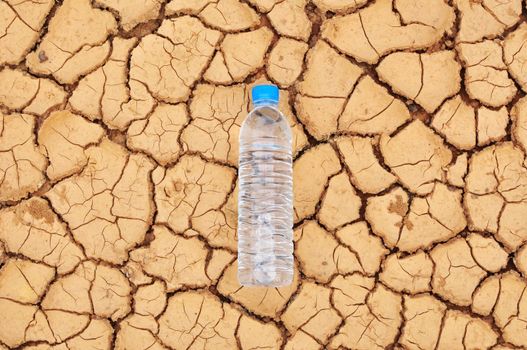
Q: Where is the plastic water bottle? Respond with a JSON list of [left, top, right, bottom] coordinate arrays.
[[237, 85, 293, 287]]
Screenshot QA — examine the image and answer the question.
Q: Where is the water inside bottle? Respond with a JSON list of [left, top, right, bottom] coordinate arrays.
[[237, 104, 294, 287]]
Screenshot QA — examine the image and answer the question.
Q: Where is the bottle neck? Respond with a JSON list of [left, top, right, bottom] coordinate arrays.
[[253, 99, 279, 107]]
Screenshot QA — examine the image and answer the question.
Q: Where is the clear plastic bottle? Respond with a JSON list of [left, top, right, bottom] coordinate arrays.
[[237, 85, 293, 287]]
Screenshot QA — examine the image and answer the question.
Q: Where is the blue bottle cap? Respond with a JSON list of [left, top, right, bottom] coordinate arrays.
[[251, 84, 279, 104]]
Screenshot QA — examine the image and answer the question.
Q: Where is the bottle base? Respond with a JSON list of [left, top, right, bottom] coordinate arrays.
[[238, 267, 293, 287]]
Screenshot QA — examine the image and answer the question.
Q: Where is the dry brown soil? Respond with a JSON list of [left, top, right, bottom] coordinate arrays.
[[1, 0, 527, 349]]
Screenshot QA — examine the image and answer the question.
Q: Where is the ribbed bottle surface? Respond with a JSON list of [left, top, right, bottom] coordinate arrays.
[[237, 104, 293, 287]]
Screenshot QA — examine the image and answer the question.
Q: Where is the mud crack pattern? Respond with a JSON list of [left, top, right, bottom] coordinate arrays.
[[0, 0, 527, 349]]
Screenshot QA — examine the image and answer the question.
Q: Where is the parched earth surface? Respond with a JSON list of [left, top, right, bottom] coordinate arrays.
[[1, 0, 527, 349]]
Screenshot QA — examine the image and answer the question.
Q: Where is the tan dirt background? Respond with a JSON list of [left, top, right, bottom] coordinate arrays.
[[1, 0, 527, 349]]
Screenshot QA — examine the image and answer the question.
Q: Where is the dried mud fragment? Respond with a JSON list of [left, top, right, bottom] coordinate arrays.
[[267, 38, 308, 88], [154, 155, 235, 244], [493, 271, 526, 326], [26, 0, 117, 84], [322, 0, 454, 64], [221, 27, 273, 82], [204, 51, 233, 84], [431, 237, 487, 306], [268, 0, 311, 41], [335, 222, 388, 275], [467, 232, 509, 273], [91, 265, 133, 320], [43, 261, 131, 320], [457, 41, 517, 107], [217, 260, 299, 317], [472, 275, 500, 316], [400, 294, 446, 350], [504, 23, 527, 93], [70, 37, 156, 130], [318, 172, 361, 230], [282, 282, 341, 344], [115, 314, 163, 350], [336, 135, 397, 194], [188, 5, 238, 28], [0, 0, 54, 65], [66, 319, 113, 350], [95, 0, 162, 31], [365, 186, 409, 248], [436, 309, 498, 350], [46, 139, 154, 263], [478, 106, 509, 147], [499, 202, 527, 251], [158, 290, 240, 349], [380, 120, 452, 195], [490, 272, 527, 347], [0, 298, 38, 347], [464, 192, 503, 233], [295, 221, 363, 282], [130, 16, 221, 103], [127, 103, 188, 166], [432, 95, 476, 150], [0, 258, 55, 303], [380, 251, 433, 294], [133, 280, 166, 317], [330, 280, 402, 349], [377, 51, 461, 113], [0, 68, 66, 115], [339, 76, 411, 136], [294, 41, 363, 139], [295, 95, 344, 140], [200, 0, 259, 31], [237, 315, 282, 350], [446, 152, 468, 188], [394, 0, 455, 27], [0, 197, 85, 274], [130, 225, 210, 291], [165, 0, 216, 14], [0, 112, 47, 202], [206, 248, 235, 283], [293, 143, 341, 222], [399, 183, 467, 252], [245, 0, 281, 12], [312, 0, 367, 12], [455, 0, 522, 43], [298, 40, 362, 99], [39, 110, 105, 181], [465, 142, 527, 249], [512, 96, 527, 153], [516, 243, 527, 277]]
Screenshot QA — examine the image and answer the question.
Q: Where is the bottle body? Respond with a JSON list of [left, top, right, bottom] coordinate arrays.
[[237, 103, 293, 287]]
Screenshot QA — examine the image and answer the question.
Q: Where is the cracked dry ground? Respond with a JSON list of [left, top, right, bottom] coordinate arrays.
[[2, 0, 527, 350]]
